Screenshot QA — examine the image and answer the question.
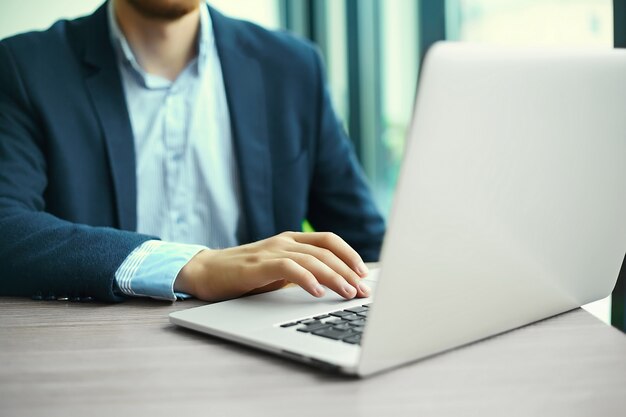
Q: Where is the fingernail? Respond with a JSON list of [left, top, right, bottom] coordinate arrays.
[[356, 262, 369, 276], [314, 284, 325, 297], [343, 284, 357, 297], [358, 282, 371, 296]]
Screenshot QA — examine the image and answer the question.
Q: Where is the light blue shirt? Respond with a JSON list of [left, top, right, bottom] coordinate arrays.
[[109, 1, 246, 301]]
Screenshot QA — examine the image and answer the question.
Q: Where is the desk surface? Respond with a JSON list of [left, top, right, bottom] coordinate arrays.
[[1, 297, 625, 417]]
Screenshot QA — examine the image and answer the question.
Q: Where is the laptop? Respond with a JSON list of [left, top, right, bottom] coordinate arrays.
[[170, 42, 626, 377]]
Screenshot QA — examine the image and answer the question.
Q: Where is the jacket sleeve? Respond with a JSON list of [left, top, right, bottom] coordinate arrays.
[[306, 47, 386, 262], [0, 41, 152, 302]]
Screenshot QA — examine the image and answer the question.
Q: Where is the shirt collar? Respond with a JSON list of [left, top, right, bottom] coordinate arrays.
[[107, 0, 212, 88]]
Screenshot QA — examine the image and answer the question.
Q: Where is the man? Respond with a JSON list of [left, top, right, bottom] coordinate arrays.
[[0, 0, 384, 303]]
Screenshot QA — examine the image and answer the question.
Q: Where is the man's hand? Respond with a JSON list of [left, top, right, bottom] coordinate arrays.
[[174, 232, 371, 302]]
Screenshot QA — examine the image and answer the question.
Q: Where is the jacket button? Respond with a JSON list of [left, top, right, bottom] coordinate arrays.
[[57, 296, 69, 301]]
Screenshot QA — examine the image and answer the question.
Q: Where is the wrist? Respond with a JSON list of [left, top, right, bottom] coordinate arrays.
[[174, 249, 209, 295]]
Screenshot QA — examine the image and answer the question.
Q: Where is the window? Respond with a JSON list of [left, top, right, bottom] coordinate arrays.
[[323, 0, 350, 126], [209, 0, 281, 29], [378, 0, 420, 215], [0, 0, 103, 40], [0, 1, 282, 41], [308, 0, 423, 216], [446, 0, 612, 47]]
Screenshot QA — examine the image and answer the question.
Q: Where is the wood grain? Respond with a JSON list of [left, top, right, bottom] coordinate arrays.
[[1, 297, 625, 417]]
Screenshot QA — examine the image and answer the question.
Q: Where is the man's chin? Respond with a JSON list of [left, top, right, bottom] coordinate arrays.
[[126, 0, 201, 21]]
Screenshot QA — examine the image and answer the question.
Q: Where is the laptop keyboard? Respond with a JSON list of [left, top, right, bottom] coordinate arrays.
[[279, 304, 371, 345]]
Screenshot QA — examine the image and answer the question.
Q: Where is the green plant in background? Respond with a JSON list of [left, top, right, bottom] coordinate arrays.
[[302, 220, 314, 233]]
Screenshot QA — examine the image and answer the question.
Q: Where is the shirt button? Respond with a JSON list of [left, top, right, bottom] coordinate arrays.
[[172, 152, 183, 161]]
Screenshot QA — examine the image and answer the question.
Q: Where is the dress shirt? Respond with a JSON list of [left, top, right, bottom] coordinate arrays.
[[109, 1, 246, 301]]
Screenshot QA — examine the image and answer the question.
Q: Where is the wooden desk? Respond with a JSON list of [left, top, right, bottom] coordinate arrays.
[[1, 297, 625, 416]]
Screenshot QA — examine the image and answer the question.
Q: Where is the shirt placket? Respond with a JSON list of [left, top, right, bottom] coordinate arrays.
[[164, 85, 189, 241]]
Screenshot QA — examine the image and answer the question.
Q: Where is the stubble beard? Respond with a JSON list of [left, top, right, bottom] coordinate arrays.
[[125, 0, 201, 20]]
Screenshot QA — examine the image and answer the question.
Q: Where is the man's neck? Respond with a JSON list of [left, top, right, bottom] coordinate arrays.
[[114, 0, 201, 81]]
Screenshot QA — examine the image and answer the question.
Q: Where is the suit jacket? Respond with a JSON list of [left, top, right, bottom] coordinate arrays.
[[0, 3, 385, 301]]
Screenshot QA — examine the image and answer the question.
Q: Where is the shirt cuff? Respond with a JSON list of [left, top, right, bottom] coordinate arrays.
[[115, 240, 208, 301]]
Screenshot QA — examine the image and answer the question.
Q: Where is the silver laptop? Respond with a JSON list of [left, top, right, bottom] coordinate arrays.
[[170, 42, 626, 377]]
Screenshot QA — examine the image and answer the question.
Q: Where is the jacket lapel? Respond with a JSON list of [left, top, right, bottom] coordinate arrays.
[[77, 4, 137, 232], [210, 7, 275, 243], [73, 4, 274, 239]]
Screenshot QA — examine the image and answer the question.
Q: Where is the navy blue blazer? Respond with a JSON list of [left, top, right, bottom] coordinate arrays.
[[0, 4, 385, 301]]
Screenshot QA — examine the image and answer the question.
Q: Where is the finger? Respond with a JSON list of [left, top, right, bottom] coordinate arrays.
[[245, 280, 288, 295], [260, 258, 326, 298], [288, 242, 370, 297], [291, 232, 369, 278], [286, 252, 360, 299]]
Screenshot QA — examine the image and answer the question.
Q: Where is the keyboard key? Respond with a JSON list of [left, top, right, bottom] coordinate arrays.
[[281, 303, 372, 346], [348, 318, 366, 326], [297, 322, 332, 333], [329, 311, 353, 318], [345, 306, 368, 314], [312, 327, 354, 341], [343, 334, 362, 344], [362, 303, 372, 308]]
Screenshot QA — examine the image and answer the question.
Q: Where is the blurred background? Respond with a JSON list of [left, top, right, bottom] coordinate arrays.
[[0, 0, 623, 329]]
